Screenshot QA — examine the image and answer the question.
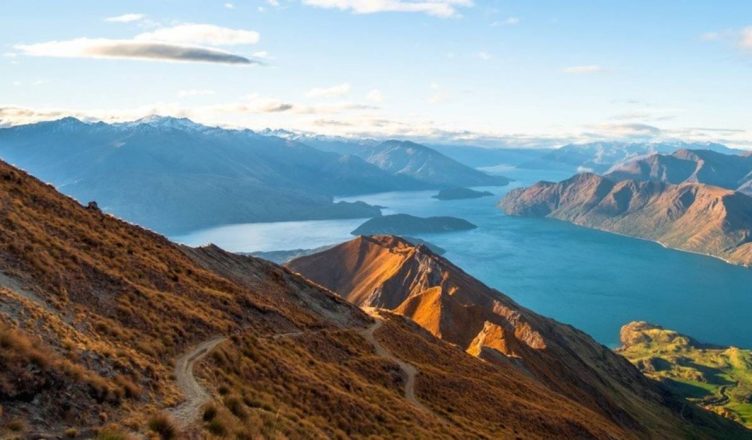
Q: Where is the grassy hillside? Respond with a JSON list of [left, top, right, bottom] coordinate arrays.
[[619, 321, 752, 428]]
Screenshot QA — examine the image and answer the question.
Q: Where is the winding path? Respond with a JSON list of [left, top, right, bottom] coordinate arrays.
[[167, 311, 443, 428], [358, 310, 433, 414], [169, 336, 227, 427]]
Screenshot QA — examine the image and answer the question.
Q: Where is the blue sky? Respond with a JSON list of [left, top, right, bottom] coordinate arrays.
[[2, 0, 752, 147]]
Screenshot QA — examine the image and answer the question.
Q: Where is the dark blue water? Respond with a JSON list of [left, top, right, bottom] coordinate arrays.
[[175, 167, 752, 348]]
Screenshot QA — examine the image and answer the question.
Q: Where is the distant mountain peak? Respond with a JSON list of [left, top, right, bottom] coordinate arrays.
[[126, 115, 209, 131]]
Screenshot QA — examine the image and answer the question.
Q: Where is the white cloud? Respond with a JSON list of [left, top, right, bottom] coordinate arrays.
[[492, 16, 519, 26], [252, 50, 270, 58], [224, 3, 235, 9], [562, 65, 605, 74], [366, 89, 384, 103], [306, 83, 351, 98], [476, 51, 492, 61], [267, 0, 280, 6], [741, 27, 752, 50], [135, 24, 260, 46], [301, 0, 473, 18], [178, 89, 216, 98], [701, 31, 721, 41], [105, 13, 145, 23], [14, 23, 261, 65], [15, 38, 254, 64]]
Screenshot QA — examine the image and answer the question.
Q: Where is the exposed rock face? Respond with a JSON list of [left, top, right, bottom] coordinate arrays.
[[351, 213, 477, 235], [287, 235, 751, 437], [501, 172, 752, 266], [606, 149, 752, 191]]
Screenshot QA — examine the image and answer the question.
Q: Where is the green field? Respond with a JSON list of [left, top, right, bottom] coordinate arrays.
[[618, 321, 752, 428]]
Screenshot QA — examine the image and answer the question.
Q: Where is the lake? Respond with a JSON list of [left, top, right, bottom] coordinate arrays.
[[174, 167, 752, 349]]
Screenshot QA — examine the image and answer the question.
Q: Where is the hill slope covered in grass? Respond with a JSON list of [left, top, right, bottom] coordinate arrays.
[[619, 321, 752, 428], [1, 160, 735, 437]]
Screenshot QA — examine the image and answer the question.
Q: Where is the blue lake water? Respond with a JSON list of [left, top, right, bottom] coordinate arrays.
[[175, 167, 752, 349]]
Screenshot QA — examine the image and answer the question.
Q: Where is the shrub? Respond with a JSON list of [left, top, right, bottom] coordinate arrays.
[[64, 427, 79, 438], [206, 419, 227, 436], [224, 396, 246, 419], [96, 429, 128, 440], [7, 419, 25, 432], [203, 403, 217, 421], [147, 414, 178, 440]]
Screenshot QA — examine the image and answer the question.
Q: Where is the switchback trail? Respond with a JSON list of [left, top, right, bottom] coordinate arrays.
[[169, 336, 227, 427], [359, 309, 437, 417]]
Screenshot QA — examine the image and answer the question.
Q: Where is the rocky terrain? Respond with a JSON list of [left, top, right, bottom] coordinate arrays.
[[432, 187, 493, 200], [351, 214, 477, 235], [5, 159, 742, 437], [619, 321, 752, 428], [288, 235, 751, 438], [501, 172, 752, 266]]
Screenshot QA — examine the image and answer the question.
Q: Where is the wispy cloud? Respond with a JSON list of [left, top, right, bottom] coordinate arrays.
[[562, 65, 605, 74], [301, 0, 472, 18], [366, 89, 384, 103], [136, 24, 260, 46], [306, 83, 351, 98], [741, 27, 752, 50], [178, 89, 216, 98], [476, 51, 492, 61], [105, 13, 145, 23], [15, 24, 261, 65], [224, 3, 235, 9], [492, 16, 519, 26], [16, 38, 255, 64]]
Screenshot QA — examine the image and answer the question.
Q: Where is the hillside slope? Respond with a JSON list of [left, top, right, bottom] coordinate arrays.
[[501, 173, 752, 266], [618, 321, 752, 428], [288, 235, 751, 438], [0, 160, 714, 438], [360, 140, 510, 187]]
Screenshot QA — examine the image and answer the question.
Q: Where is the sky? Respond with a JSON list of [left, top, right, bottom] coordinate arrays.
[[2, 0, 752, 148]]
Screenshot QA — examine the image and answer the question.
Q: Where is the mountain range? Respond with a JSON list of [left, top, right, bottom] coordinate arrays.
[[0, 117, 507, 234], [501, 172, 752, 266], [0, 159, 747, 437], [606, 148, 752, 195], [518, 141, 739, 174], [271, 133, 510, 187]]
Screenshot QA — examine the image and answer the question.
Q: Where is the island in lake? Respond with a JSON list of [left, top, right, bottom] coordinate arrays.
[[432, 187, 493, 200], [351, 213, 477, 235]]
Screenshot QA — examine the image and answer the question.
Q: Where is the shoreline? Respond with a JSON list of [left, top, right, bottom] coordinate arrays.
[[567, 221, 747, 268]]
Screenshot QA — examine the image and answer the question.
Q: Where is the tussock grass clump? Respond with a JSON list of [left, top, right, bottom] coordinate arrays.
[[202, 403, 217, 422], [147, 414, 178, 440]]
